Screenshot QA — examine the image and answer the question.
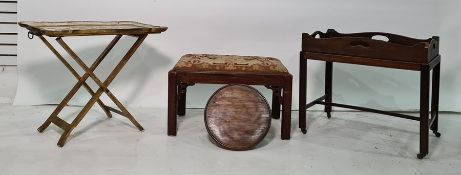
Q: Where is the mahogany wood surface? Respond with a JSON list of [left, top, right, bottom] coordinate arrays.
[[302, 29, 439, 63], [300, 29, 441, 159]]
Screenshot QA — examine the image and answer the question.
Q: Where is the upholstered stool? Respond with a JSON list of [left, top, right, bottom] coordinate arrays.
[[168, 54, 293, 140]]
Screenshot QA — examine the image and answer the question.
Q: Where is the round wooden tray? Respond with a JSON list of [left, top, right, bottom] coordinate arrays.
[[204, 84, 271, 151]]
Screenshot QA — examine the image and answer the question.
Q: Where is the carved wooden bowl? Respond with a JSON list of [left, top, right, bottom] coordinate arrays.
[[205, 84, 271, 151]]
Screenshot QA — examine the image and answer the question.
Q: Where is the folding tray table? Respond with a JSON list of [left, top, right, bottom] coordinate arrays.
[[19, 21, 167, 147]]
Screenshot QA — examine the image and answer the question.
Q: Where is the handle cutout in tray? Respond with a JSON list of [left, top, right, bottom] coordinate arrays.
[[350, 41, 370, 48], [371, 35, 390, 42]]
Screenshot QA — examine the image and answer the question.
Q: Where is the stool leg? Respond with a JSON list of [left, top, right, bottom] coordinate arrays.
[[271, 87, 281, 119], [418, 65, 430, 159], [281, 75, 293, 140], [325, 61, 333, 119], [431, 63, 441, 137], [299, 52, 307, 134], [168, 71, 178, 136], [177, 84, 187, 116]]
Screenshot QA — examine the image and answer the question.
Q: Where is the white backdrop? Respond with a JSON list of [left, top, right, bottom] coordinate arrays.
[[15, 0, 461, 111]]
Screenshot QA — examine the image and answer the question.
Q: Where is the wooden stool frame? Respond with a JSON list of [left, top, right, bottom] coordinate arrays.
[[35, 34, 146, 147], [299, 29, 441, 159], [168, 71, 293, 140]]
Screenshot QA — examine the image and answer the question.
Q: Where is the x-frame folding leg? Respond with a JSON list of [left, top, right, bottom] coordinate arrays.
[[37, 35, 116, 122], [36, 34, 147, 147]]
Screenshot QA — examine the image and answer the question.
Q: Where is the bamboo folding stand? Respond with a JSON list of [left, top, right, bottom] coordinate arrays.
[[19, 21, 167, 147]]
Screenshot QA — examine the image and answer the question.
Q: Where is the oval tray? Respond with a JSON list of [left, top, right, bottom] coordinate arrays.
[[204, 84, 271, 151]]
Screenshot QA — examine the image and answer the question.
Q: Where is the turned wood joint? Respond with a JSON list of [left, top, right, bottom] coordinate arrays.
[[265, 86, 283, 102], [265, 85, 281, 91], [178, 83, 195, 93]]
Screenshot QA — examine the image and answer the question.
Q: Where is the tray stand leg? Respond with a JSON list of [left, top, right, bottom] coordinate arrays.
[[430, 62, 441, 137], [37, 34, 147, 147], [299, 52, 307, 134], [418, 65, 430, 159], [325, 61, 333, 119]]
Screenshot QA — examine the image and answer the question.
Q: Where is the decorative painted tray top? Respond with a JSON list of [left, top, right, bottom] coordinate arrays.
[[205, 84, 271, 151], [18, 21, 168, 37]]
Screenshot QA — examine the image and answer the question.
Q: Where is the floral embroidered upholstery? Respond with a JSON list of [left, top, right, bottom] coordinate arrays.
[[173, 54, 289, 73]]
